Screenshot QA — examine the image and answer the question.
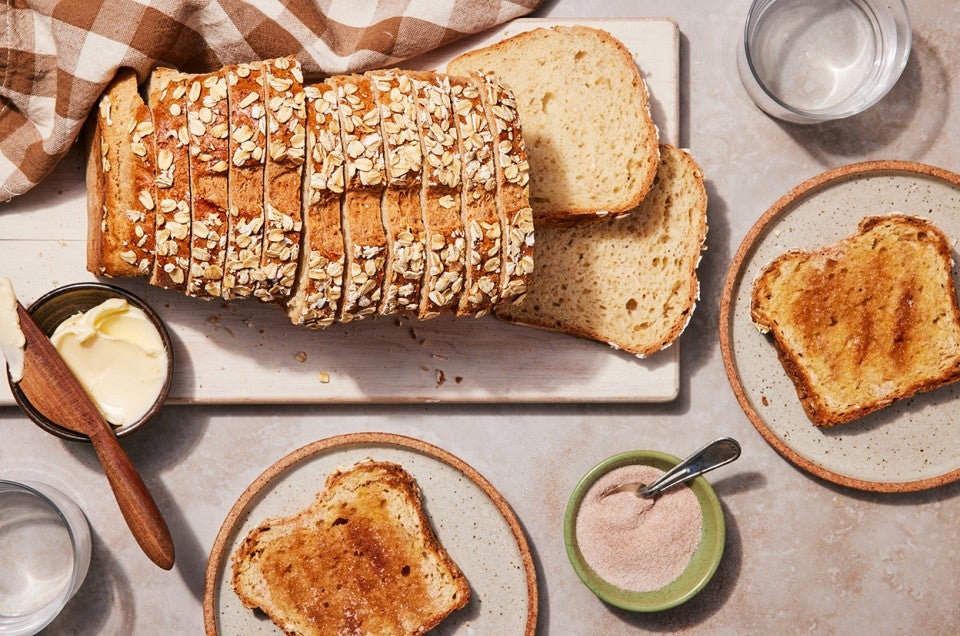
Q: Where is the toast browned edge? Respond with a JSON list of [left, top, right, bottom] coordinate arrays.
[[496, 145, 706, 358], [85, 103, 107, 276], [750, 214, 960, 427], [447, 25, 660, 225], [230, 460, 470, 633]]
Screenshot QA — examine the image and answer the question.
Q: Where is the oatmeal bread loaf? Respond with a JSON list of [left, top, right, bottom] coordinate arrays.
[[231, 460, 470, 635], [222, 61, 267, 300], [257, 56, 306, 303], [497, 145, 707, 357], [86, 68, 157, 278], [449, 75, 503, 317], [286, 81, 346, 328], [751, 214, 960, 427], [447, 26, 659, 226], [331, 74, 389, 322], [368, 69, 428, 316], [410, 72, 466, 319], [148, 68, 193, 290], [184, 71, 230, 298]]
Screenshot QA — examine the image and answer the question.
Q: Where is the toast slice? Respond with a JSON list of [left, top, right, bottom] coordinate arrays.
[[231, 460, 470, 635], [184, 71, 230, 298], [331, 75, 389, 322], [368, 69, 428, 316], [148, 68, 193, 290], [256, 56, 306, 303], [449, 75, 503, 317], [751, 214, 960, 427], [474, 73, 534, 304], [222, 61, 267, 300], [411, 72, 466, 319], [286, 82, 346, 328], [87, 69, 156, 278], [497, 145, 707, 357], [447, 26, 659, 226]]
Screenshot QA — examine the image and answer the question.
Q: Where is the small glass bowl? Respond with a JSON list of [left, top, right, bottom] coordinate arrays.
[[738, 0, 911, 123], [0, 479, 91, 635], [563, 450, 725, 612], [7, 282, 173, 442]]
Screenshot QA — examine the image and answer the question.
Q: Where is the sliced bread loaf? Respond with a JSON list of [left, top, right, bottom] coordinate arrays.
[[256, 56, 306, 303], [497, 145, 707, 357], [148, 68, 192, 290], [184, 72, 230, 298], [86, 69, 156, 278], [231, 460, 470, 635], [751, 214, 960, 427], [411, 72, 466, 319], [446, 25, 659, 226], [222, 61, 267, 300], [331, 75, 389, 322], [286, 82, 346, 328]]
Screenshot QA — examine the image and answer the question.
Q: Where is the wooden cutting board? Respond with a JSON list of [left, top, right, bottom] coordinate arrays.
[[0, 18, 680, 405]]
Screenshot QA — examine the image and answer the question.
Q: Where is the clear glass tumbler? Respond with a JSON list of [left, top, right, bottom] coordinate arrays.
[[0, 480, 91, 636], [738, 0, 911, 123]]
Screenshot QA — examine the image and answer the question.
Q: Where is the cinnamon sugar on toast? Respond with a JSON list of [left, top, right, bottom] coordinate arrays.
[[751, 214, 960, 427], [231, 460, 470, 636]]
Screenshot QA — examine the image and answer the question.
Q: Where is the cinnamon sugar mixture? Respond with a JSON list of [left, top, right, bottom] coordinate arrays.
[[576, 464, 703, 592]]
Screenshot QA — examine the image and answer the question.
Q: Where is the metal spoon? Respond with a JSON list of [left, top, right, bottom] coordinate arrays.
[[603, 437, 741, 499]]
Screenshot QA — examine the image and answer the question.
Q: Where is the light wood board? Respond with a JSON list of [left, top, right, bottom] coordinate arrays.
[[0, 18, 680, 405]]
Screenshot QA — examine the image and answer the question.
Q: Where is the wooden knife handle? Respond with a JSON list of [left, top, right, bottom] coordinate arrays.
[[88, 425, 176, 570]]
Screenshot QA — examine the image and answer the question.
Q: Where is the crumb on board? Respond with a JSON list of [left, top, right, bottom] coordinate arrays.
[[431, 353, 447, 361], [436, 369, 445, 388], [318, 372, 330, 384], [455, 376, 463, 384], [295, 351, 307, 362]]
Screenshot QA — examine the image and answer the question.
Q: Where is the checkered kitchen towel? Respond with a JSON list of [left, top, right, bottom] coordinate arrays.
[[0, 0, 541, 202]]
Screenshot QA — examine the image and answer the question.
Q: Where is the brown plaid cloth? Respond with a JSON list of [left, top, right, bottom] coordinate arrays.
[[0, 0, 541, 202]]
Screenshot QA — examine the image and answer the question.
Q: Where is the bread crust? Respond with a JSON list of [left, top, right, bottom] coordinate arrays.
[[87, 69, 156, 278], [222, 61, 267, 300], [231, 460, 470, 635], [331, 75, 388, 322], [148, 68, 193, 290], [751, 214, 960, 426]]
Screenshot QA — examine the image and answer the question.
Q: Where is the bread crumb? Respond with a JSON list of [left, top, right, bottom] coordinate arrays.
[[455, 376, 463, 384], [295, 351, 307, 362], [318, 372, 330, 384], [431, 353, 447, 361], [435, 369, 445, 387]]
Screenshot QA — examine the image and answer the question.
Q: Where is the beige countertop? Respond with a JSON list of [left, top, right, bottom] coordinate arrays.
[[2, 0, 958, 633]]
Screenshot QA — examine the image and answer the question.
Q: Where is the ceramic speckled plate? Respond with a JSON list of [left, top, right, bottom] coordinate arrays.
[[721, 161, 960, 492], [203, 433, 537, 634]]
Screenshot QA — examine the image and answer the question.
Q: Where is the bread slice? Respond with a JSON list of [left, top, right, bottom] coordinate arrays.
[[331, 75, 389, 322], [497, 145, 707, 357], [256, 56, 306, 303], [449, 75, 503, 317], [286, 82, 346, 328], [231, 460, 470, 635], [222, 61, 267, 300], [185, 71, 230, 298], [86, 69, 156, 278], [368, 69, 428, 316], [751, 214, 960, 427], [411, 72, 466, 319], [148, 68, 193, 290], [446, 26, 659, 226], [473, 73, 534, 304]]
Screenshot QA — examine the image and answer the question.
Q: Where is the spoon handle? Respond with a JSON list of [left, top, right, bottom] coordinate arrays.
[[641, 437, 741, 497], [87, 425, 175, 570]]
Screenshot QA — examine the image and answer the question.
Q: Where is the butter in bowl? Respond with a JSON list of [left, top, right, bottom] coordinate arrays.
[[4, 281, 173, 441]]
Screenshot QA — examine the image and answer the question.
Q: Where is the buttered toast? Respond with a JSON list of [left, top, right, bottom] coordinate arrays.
[[231, 460, 469, 636], [751, 214, 960, 427]]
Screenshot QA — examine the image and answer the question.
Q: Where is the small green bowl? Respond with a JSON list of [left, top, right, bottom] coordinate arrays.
[[564, 450, 725, 612]]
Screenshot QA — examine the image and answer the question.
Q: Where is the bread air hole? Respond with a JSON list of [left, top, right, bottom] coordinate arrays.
[[539, 92, 555, 114], [625, 298, 637, 313], [574, 50, 587, 61]]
